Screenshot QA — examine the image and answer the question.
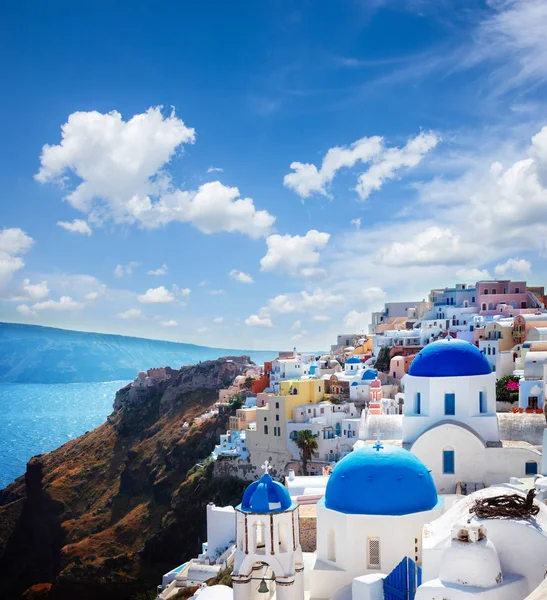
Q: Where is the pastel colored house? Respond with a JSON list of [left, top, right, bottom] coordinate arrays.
[[389, 354, 416, 379]]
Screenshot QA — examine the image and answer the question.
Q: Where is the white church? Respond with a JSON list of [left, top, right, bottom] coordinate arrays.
[[160, 339, 547, 600]]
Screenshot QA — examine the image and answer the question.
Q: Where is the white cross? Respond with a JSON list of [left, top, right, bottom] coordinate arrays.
[[261, 460, 273, 474]]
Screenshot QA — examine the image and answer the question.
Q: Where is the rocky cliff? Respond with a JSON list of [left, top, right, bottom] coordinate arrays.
[[0, 357, 251, 600]]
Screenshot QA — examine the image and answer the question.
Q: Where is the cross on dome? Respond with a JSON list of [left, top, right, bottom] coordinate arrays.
[[261, 460, 273, 474], [373, 430, 383, 451]]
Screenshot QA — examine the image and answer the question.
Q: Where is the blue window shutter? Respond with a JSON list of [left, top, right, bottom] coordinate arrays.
[[443, 450, 455, 474], [525, 462, 538, 475], [444, 393, 455, 415]]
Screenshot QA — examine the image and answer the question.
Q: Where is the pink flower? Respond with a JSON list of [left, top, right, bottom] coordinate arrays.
[[506, 381, 519, 391]]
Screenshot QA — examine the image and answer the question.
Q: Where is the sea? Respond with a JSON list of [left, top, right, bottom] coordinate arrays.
[[0, 381, 130, 489]]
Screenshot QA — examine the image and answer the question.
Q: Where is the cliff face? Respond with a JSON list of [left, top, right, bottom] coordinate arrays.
[[0, 357, 251, 600]]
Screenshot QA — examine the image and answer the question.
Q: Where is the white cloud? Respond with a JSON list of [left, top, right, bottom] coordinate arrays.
[[85, 291, 100, 301], [312, 315, 331, 322], [174, 286, 191, 297], [356, 131, 440, 200], [209, 289, 225, 295], [301, 267, 328, 280], [57, 219, 92, 236], [362, 287, 387, 304], [268, 288, 343, 314], [16, 304, 36, 317], [137, 286, 175, 304], [455, 268, 493, 282], [229, 269, 254, 284], [197, 326, 209, 333], [160, 319, 179, 327], [114, 262, 140, 278], [147, 263, 168, 276], [260, 230, 330, 276], [35, 108, 275, 239], [494, 257, 532, 276], [116, 308, 142, 319], [0, 228, 34, 286], [207, 166, 223, 173], [245, 308, 274, 328], [22, 279, 49, 300], [198, 280, 206, 287], [33, 296, 84, 311], [213, 316, 224, 324], [351, 218, 361, 229], [284, 136, 383, 198], [344, 310, 370, 330]]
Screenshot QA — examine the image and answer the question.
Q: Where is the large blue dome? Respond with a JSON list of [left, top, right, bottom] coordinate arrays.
[[408, 337, 491, 378], [239, 474, 293, 514], [324, 444, 437, 515]]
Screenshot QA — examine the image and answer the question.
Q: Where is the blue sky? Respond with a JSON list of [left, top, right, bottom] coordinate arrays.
[[2, 0, 547, 350]]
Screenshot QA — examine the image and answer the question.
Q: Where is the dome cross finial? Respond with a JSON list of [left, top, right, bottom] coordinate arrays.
[[261, 460, 272, 474]]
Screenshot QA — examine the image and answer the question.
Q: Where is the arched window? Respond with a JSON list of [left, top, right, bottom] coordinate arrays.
[[253, 520, 266, 554], [328, 528, 336, 562], [415, 392, 421, 415], [481, 303, 487, 310], [488, 301, 495, 310], [443, 448, 455, 474], [525, 461, 538, 476]]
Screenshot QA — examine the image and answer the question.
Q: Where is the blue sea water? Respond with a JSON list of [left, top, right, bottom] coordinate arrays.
[[0, 381, 129, 489]]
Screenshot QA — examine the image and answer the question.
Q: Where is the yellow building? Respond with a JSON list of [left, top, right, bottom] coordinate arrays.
[[246, 380, 325, 473]]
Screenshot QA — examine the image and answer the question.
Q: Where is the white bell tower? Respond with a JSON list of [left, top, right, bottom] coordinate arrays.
[[232, 462, 304, 600]]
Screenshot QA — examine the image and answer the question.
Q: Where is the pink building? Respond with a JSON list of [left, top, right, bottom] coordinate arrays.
[[476, 280, 542, 315]]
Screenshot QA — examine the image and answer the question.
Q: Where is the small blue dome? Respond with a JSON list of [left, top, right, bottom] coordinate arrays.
[[324, 444, 437, 515], [362, 369, 377, 381], [239, 474, 293, 513], [408, 338, 491, 378], [346, 356, 360, 364]]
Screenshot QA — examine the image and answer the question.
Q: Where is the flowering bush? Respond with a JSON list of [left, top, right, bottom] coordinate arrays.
[[496, 375, 520, 403], [506, 380, 520, 391]]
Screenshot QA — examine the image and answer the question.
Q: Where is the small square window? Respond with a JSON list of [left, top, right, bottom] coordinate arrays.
[[276, 415, 279, 421]]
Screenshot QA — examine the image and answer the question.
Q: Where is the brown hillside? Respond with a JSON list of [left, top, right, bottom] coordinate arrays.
[[0, 357, 251, 600]]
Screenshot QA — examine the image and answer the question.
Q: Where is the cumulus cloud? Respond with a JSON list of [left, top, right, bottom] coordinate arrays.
[[344, 310, 369, 330], [35, 108, 275, 238], [85, 291, 100, 301], [114, 262, 140, 278], [301, 267, 328, 280], [284, 136, 382, 198], [268, 288, 343, 314], [116, 308, 142, 319], [0, 228, 34, 286], [57, 219, 92, 235], [16, 304, 36, 317], [260, 230, 330, 276], [33, 296, 84, 311], [137, 286, 175, 304], [147, 264, 168, 276], [207, 166, 223, 173], [245, 307, 273, 328], [362, 287, 387, 304], [213, 316, 224, 324], [284, 131, 438, 201], [229, 269, 254, 284], [351, 218, 361, 229], [22, 279, 49, 300], [160, 319, 178, 327], [494, 257, 532, 276], [356, 131, 440, 200], [455, 268, 493, 282]]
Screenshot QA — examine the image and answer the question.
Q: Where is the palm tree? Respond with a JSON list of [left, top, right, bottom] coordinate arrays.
[[295, 430, 319, 476]]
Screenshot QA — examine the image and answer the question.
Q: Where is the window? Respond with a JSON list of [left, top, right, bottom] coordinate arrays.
[[443, 449, 455, 474], [264, 425, 268, 435], [275, 402, 279, 409], [472, 297, 475, 303], [515, 287, 520, 294], [479, 391, 487, 414], [444, 393, 455, 416], [492, 289, 497, 294], [484, 289, 489, 294], [526, 461, 538, 476], [487, 347, 491, 355], [492, 348, 496, 355], [318, 386, 321, 392], [276, 414, 279, 421], [415, 392, 421, 415], [367, 538, 381, 569]]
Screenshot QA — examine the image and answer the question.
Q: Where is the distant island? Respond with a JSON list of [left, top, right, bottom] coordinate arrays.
[[0, 322, 276, 384]]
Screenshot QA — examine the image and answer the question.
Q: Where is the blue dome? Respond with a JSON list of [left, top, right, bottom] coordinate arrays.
[[362, 369, 377, 381], [324, 444, 437, 515], [346, 356, 360, 364], [408, 338, 491, 378], [239, 474, 293, 513]]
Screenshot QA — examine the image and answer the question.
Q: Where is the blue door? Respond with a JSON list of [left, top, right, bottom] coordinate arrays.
[[443, 450, 455, 474], [384, 557, 422, 600]]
